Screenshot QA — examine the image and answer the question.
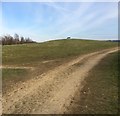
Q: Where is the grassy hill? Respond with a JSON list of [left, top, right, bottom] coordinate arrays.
[[2, 39, 118, 94], [2, 39, 118, 66]]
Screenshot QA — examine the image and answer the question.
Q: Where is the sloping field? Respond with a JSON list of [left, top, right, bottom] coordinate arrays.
[[2, 39, 118, 93], [2, 39, 118, 114], [3, 39, 118, 66]]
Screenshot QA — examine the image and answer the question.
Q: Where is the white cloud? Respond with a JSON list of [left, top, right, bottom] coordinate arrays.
[[42, 2, 95, 37], [81, 8, 118, 32], [50, 2, 118, 37], [1, 1, 118, 41]]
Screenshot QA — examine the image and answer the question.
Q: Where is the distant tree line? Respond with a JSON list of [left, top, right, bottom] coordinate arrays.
[[0, 33, 36, 45], [107, 40, 120, 42]]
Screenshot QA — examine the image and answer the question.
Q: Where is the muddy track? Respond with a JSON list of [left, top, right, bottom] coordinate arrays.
[[2, 48, 118, 114]]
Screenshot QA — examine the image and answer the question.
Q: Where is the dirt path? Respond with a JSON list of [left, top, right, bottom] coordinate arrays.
[[1, 66, 34, 70], [2, 47, 118, 114], [1, 60, 55, 70]]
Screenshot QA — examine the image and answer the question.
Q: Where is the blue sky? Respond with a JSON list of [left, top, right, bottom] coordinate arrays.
[[1, 2, 118, 42]]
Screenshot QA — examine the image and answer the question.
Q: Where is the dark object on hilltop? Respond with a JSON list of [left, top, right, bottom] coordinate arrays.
[[67, 37, 71, 39], [0, 33, 36, 45]]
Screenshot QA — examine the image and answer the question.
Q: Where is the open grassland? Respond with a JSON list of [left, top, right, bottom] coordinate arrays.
[[2, 39, 119, 114], [2, 39, 118, 94], [65, 51, 119, 114], [3, 39, 118, 66]]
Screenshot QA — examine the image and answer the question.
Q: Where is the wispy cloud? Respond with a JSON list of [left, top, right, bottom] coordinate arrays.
[[1, 2, 118, 41], [47, 2, 117, 37]]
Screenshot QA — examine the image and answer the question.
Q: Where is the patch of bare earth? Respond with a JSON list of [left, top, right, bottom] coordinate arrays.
[[2, 47, 118, 114]]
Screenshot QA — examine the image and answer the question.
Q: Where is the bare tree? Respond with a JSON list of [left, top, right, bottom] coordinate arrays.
[[20, 36, 25, 44], [1, 34, 36, 45], [14, 33, 20, 44]]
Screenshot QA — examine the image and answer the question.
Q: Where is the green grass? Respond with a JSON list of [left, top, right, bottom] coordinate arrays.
[[2, 39, 118, 66], [2, 39, 118, 94], [3, 68, 28, 82], [2, 68, 29, 94], [67, 51, 119, 114]]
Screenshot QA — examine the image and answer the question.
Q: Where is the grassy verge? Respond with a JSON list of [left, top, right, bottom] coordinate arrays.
[[3, 68, 28, 81], [2, 68, 29, 94], [66, 51, 118, 114]]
